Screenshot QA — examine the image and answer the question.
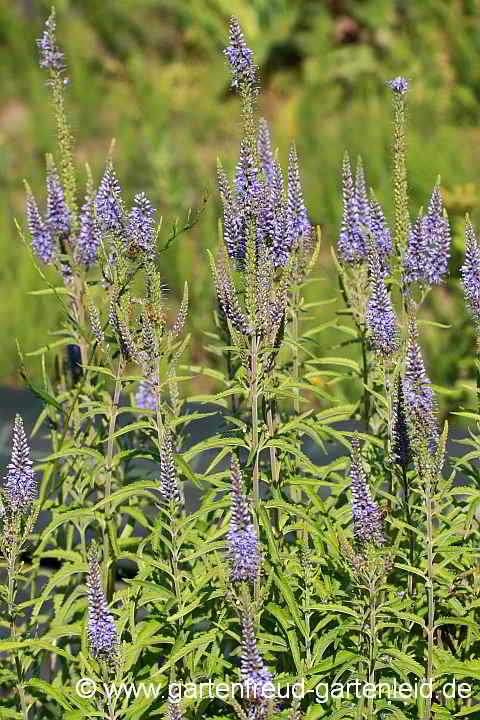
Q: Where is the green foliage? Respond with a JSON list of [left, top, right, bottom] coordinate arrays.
[[1, 0, 480, 399]]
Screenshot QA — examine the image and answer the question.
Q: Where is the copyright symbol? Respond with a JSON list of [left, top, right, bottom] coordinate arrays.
[[76, 677, 97, 698]]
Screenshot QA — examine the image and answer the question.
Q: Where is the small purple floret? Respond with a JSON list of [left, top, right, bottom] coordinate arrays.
[[387, 76, 408, 95], [135, 380, 156, 413]]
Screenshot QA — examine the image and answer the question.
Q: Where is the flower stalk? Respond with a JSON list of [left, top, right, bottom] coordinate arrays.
[[104, 358, 124, 601]]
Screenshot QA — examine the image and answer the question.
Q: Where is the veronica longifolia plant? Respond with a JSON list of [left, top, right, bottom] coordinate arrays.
[[3, 10, 480, 720]]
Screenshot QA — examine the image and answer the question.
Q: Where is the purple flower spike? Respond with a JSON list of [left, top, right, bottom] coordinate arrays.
[[366, 249, 399, 356], [404, 185, 450, 287], [404, 214, 426, 285], [270, 160, 288, 268], [236, 140, 261, 212], [135, 380, 156, 413], [26, 189, 55, 264], [424, 184, 450, 285], [95, 161, 125, 234], [355, 160, 370, 231], [461, 217, 480, 329], [159, 431, 181, 505], [4, 415, 37, 515], [349, 437, 384, 545], [46, 164, 70, 237], [36, 11, 66, 73], [226, 457, 260, 583], [240, 608, 273, 709], [257, 118, 274, 187], [338, 152, 365, 264], [214, 249, 252, 334], [76, 196, 100, 268], [127, 192, 156, 254], [387, 77, 408, 95], [286, 144, 310, 251], [224, 17, 257, 92], [392, 379, 410, 466], [167, 702, 184, 720], [87, 547, 117, 662], [368, 196, 392, 268], [218, 163, 244, 263], [403, 319, 438, 452]]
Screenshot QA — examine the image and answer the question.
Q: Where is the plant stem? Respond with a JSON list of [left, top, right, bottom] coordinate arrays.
[[292, 286, 300, 415], [424, 472, 435, 720], [476, 335, 480, 414], [154, 383, 183, 614], [74, 275, 88, 367], [401, 464, 415, 598], [368, 579, 377, 720], [266, 400, 280, 533], [104, 358, 123, 602], [8, 557, 28, 720], [392, 89, 409, 258], [361, 328, 371, 432], [303, 531, 313, 670], [251, 332, 259, 506]]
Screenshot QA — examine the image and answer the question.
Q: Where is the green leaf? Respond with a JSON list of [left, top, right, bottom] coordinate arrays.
[[307, 356, 361, 372], [26, 679, 75, 711], [97, 420, 152, 442], [273, 572, 307, 639], [382, 648, 425, 678], [42, 447, 104, 463]]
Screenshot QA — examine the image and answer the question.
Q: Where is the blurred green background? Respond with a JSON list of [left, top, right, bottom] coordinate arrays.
[[1, 0, 480, 409]]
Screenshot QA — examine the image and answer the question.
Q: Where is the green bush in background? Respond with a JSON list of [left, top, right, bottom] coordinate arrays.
[[1, 0, 480, 413]]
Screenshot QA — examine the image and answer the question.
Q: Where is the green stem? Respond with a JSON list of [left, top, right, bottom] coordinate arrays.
[[251, 333, 259, 506], [392, 91, 409, 259], [74, 275, 88, 367], [266, 401, 280, 534], [368, 580, 377, 720], [8, 557, 28, 720], [104, 358, 123, 602], [361, 328, 371, 432], [303, 532, 313, 670], [424, 473, 435, 720], [401, 464, 415, 597], [292, 287, 300, 415], [169, 507, 183, 613], [154, 384, 183, 614], [476, 335, 480, 414], [103, 665, 117, 720], [39, 340, 99, 510]]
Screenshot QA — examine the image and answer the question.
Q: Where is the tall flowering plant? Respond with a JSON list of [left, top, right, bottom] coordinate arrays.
[[1, 10, 480, 720]]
